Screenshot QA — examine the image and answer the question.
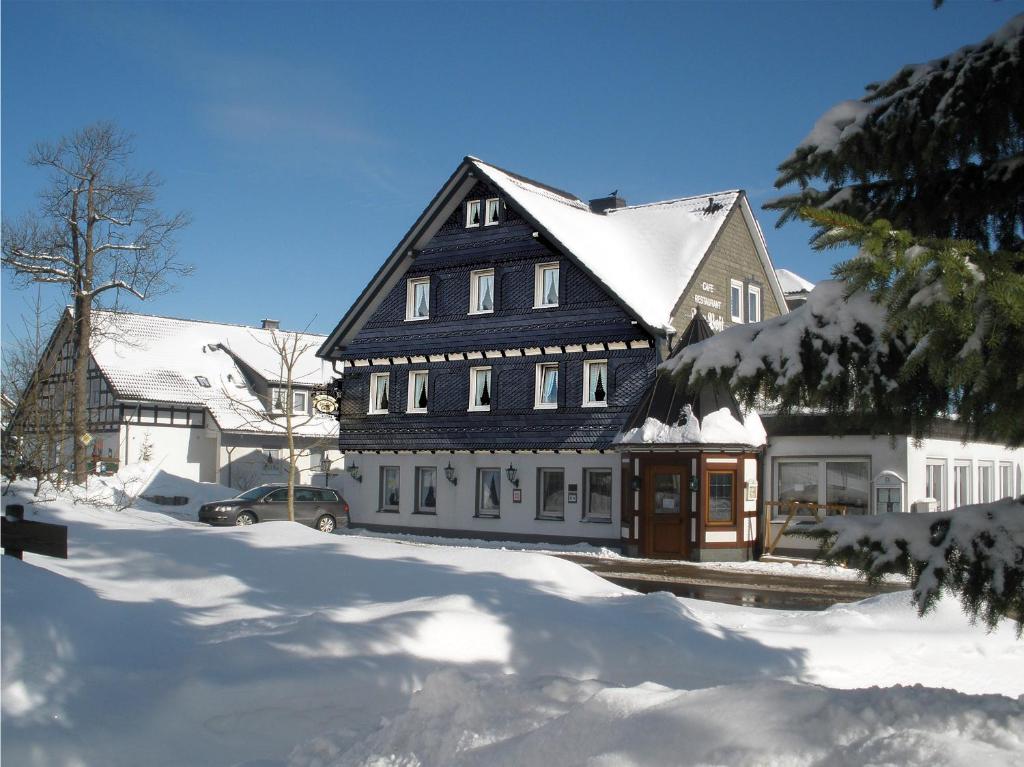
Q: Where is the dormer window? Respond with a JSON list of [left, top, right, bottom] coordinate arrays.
[[369, 372, 390, 415], [466, 200, 482, 228], [408, 370, 428, 413], [271, 388, 306, 414], [406, 277, 430, 321], [484, 198, 500, 226], [583, 360, 608, 407], [534, 262, 559, 308], [469, 269, 495, 314]]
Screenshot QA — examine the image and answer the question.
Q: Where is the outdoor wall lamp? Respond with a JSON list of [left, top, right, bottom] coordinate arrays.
[[346, 462, 362, 482], [505, 463, 519, 488], [444, 462, 458, 485]]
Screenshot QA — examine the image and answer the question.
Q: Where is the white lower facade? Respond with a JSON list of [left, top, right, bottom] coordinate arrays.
[[334, 451, 622, 544], [765, 433, 1024, 554]]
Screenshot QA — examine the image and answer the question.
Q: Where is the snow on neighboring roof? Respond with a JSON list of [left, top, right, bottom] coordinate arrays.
[[471, 159, 741, 329], [775, 268, 816, 295], [89, 311, 336, 436]]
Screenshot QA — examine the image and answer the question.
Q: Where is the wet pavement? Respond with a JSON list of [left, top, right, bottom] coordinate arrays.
[[553, 554, 907, 611]]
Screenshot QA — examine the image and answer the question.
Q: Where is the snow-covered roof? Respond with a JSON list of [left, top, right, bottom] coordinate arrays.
[[88, 311, 337, 436], [775, 268, 816, 295], [471, 159, 741, 329]]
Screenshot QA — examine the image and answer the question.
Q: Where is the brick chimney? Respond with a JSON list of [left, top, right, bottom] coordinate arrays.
[[261, 319, 280, 330]]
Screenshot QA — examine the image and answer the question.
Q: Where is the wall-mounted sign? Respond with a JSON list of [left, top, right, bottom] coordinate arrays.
[[568, 492, 578, 504], [512, 488, 522, 503], [691, 280, 725, 331], [313, 394, 339, 414]]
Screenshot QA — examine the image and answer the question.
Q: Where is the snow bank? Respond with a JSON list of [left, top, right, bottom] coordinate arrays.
[[292, 669, 1024, 767], [3, 477, 1022, 767]]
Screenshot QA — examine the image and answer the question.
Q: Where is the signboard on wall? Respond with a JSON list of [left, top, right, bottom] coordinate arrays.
[[690, 281, 725, 331]]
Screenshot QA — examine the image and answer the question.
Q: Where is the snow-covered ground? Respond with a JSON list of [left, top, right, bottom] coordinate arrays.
[[2, 471, 1022, 766]]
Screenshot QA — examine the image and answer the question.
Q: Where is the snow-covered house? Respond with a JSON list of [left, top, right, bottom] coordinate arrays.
[[318, 157, 788, 559], [13, 309, 341, 489], [775, 268, 815, 309]]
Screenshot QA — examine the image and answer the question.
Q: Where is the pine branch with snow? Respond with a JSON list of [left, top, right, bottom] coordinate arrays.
[[792, 498, 1024, 636], [766, 14, 1024, 251], [667, 209, 1024, 445]]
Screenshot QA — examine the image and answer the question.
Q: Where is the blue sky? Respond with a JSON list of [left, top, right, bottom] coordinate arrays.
[[2, 0, 1018, 337]]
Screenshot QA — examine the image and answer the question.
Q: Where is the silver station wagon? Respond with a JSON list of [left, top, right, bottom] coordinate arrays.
[[199, 484, 349, 533]]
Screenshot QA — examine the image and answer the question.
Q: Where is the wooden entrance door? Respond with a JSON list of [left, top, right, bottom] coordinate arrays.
[[644, 466, 689, 558]]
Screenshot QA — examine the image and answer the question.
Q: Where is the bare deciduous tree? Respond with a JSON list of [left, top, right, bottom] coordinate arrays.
[[2, 122, 191, 483]]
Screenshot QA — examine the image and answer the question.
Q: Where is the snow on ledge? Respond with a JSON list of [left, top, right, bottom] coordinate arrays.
[[617, 406, 766, 447]]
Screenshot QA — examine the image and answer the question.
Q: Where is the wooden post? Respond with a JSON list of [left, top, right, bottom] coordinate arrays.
[[4, 504, 24, 559]]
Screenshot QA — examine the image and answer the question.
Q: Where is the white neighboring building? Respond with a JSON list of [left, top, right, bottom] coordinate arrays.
[[775, 268, 816, 309], [763, 417, 1023, 555], [15, 309, 341, 489]]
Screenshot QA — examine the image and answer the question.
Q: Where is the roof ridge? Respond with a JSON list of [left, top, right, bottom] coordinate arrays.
[[469, 157, 585, 205], [608, 189, 743, 213], [92, 309, 326, 337]]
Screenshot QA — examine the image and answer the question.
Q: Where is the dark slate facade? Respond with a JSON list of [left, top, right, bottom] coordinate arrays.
[[331, 181, 659, 451]]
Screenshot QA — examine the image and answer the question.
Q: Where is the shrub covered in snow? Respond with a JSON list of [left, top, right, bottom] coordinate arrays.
[[793, 497, 1024, 636]]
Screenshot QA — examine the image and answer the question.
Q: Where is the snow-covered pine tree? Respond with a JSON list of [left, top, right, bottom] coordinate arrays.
[[766, 14, 1024, 251]]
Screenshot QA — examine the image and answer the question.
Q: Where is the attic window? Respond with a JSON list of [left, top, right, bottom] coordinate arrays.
[[195, 375, 211, 388], [466, 200, 482, 228], [484, 198, 500, 226], [534, 262, 559, 308], [406, 277, 430, 321]]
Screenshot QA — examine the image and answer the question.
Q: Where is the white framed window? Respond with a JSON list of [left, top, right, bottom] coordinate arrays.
[[925, 460, 946, 511], [747, 284, 761, 323], [271, 388, 307, 414], [380, 466, 400, 512], [415, 467, 437, 514], [583, 359, 608, 407], [369, 372, 390, 415], [583, 468, 613, 522], [466, 199, 482, 228], [469, 366, 492, 411], [537, 468, 565, 520], [484, 197, 500, 226], [476, 467, 501, 517], [874, 471, 904, 514], [407, 370, 429, 413], [406, 277, 430, 321], [999, 462, 1014, 499], [535, 363, 559, 409], [773, 457, 870, 519], [534, 262, 560, 308], [730, 279, 743, 323], [954, 461, 972, 508], [469, 269, 495, 314], [978, 462, 995, 503]]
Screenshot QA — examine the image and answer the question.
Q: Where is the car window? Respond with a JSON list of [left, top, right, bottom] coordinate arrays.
[[236, 486, 273, 501], [294, 488, 316, 503], [265, 488, 289, 502], [319, 489, 339, 502]]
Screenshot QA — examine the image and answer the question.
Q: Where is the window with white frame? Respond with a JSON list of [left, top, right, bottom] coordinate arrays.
[[271, 388, 307, 414], [484, 198, 500, 226], [469, 366, 492, 411], [583, 359, 608, 407], [925, 460, 946, 510], [415, 467, 437, 514], [466, 199, 481, 227], [407, 370, 429, 413], [583, 469, 613, 522], [476, 468, 501, 517], [773, 458, 869, 519], [469, 269, 495, 314], [537, 468, 565, 520], [730, 280, 743, 323], [747, 284, 761, 323], [380, 466, 400, 512], [978, 462, 995, 503], [369, 372, 390, 414], [954, 461, 972, 508], [534, 262, 559, 308], [874, 471, 904, 514], [999, 462, 1014, 499], [406, 277, 430, 321], [535, 363, 559, 409]]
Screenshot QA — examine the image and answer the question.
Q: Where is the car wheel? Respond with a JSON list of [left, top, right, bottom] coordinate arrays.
[[316, 514, 336, 533], [235, 511, 257, 526]]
